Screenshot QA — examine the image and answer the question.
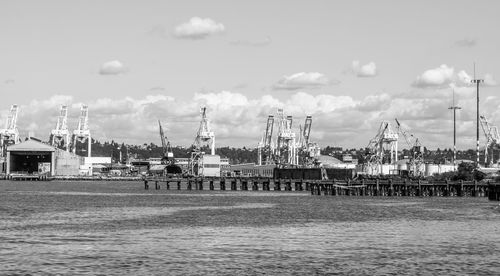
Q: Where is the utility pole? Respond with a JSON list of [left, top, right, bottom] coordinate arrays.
[[471, 63, 484, 167], [448, 89, 461, 168]]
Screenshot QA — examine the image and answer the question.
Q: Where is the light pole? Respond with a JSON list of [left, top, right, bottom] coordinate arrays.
[[471, 65, 484, 167], [448, 89, 461, 168]]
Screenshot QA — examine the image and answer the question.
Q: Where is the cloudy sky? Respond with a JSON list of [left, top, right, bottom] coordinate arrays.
[[1, 0, 499, 150]]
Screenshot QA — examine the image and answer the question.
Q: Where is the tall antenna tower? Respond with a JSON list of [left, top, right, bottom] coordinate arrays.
[[0, 104, 20, 159], [72, 104, 91, 158], [51, 105, 70, 152], [471, 63, 484, 166], [448, 90, 461, 167]]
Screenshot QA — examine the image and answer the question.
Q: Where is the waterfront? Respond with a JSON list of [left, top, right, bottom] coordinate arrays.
[[1, 181, 500, 275]]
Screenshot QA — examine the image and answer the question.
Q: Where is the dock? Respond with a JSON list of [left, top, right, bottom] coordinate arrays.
[[309, 179, 489, 197], [488, 182, 500, 201], [143, 176, 499, 198]]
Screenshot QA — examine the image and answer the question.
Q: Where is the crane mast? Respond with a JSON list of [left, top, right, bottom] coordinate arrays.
[[0, 104, 20, 159], [51, 105, 70, 152], [72, 104, 91, 158]]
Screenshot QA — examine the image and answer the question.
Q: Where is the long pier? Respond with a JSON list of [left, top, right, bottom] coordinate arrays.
[[310, 179, 489, 197], [143, 176, 500, 199]]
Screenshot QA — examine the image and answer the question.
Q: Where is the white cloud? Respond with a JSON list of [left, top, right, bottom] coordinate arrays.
[[7, 90, 500, 150], [273, 72, 332, 90], [99, 60, 126, 75], [413, 64, 498, 89], [173, 17, 225, 39], [412, 64, 455, 88], [484, 74, 498, 86], [456, 70, 472, 86], [352, 61, 377, 77]]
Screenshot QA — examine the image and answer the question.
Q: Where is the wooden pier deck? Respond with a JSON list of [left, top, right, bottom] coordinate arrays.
[[143, 176, 499, 199], [309, 179, 489, 197]]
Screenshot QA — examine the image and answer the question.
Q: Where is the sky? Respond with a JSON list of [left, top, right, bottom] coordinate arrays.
[[1, 0, 499, 150]]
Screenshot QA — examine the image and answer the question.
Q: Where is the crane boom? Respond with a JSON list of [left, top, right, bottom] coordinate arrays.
[[302, 115, 312, 146], [158, 120, 173, 163], [0, 104, 20, 158], [479, 115, 500, 166], [194, 106, 215, 155], [51, 105, 70, 151], [394, 118, 423, 176], [264, 115, 274, 147]]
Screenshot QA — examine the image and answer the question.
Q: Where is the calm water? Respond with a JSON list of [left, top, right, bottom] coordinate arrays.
[[1, 181, 499, 275]]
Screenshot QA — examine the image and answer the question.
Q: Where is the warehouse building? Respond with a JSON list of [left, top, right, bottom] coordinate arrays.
[[6, 139, 83, 177]]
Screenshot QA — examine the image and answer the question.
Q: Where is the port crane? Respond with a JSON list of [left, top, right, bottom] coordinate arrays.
[[72, 104, 91, 158], [158, 120, 174, 164], [275, 108, 297, 166], [50, 105, 70, 152], [0, 104, 20, 159], [395, 118, 424, 176], [257, 115, 275, 165], [479, 115, 500, 166], [297, 115, 320, 166], [189, 107, 215, 176], [365, 121, 398, 174]]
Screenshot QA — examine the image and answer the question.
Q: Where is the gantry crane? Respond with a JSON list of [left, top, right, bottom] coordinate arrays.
[[365, 121, 398, 174], [395, 118, 424, 176], [72, 104, 91, 158], [275, 108, 297, 167], [479, 115, 500, 166], [257, 115, 275, 165], [50, 105, 70, 152], [189, 107, 215, 176], [297, 115, 320, 167], [0, 104, 20, 159], [158, 120, 174, 164]]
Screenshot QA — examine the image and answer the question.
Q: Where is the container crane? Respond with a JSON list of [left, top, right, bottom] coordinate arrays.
[[193, 107, 215, 155], [275, 108, 297, 166], [364, 121, 398, 175], [479, 115, 500, 166], [395, 118, 424, 176], [189, 107, 217, 176], [50, 105, 70, 152], [297, 115, 320, 166], [0, 104, 20, 159], [72, 104, 91, 158], [158, 120, 174, 164], [257, 115, 274, 165]]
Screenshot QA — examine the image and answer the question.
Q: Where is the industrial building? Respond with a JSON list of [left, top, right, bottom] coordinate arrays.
[[4, 139, 83, 177]]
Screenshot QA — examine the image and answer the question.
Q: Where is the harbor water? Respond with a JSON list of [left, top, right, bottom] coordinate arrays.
[[1, 181, 499, 275]]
